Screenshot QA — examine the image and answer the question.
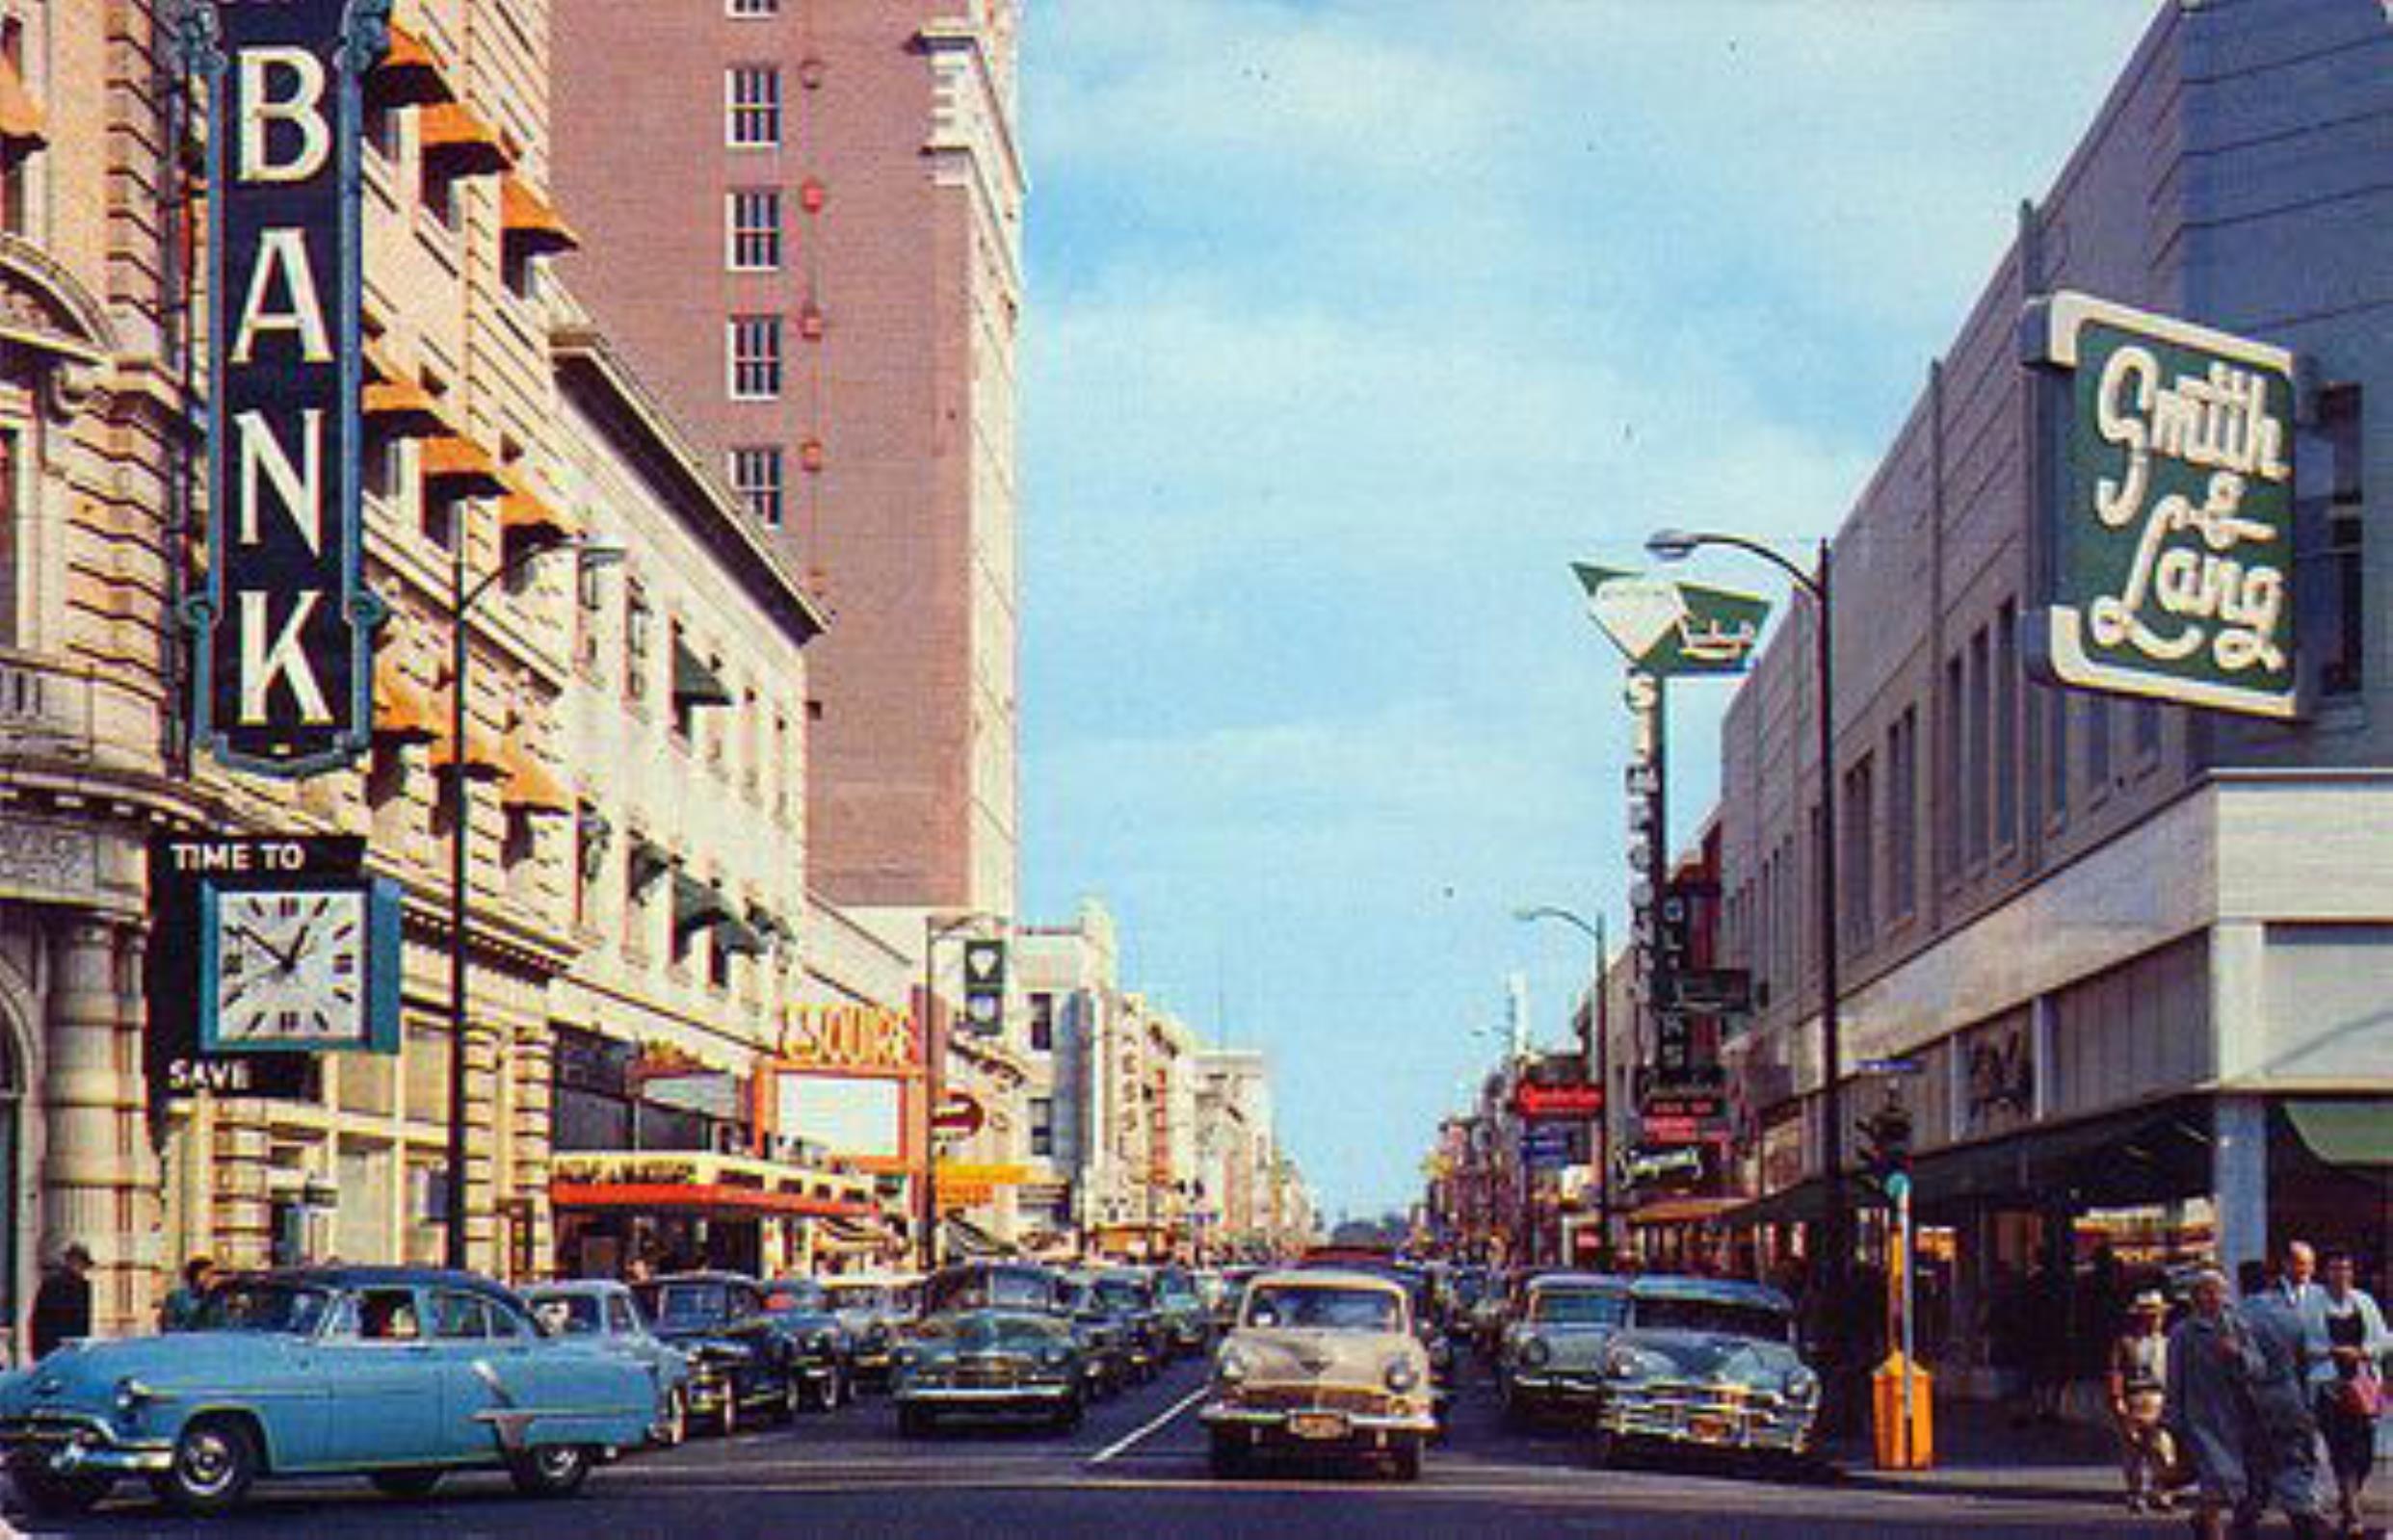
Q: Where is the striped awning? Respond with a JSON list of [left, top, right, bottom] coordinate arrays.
[[501, 174, 580, 255], [368, 22, 458, 110], [372, 665, 441, 745], [420, 432, 508, 496], [0, 57, 46, 150], [498, 745, 573, 817], [420, 100, 511, 177]]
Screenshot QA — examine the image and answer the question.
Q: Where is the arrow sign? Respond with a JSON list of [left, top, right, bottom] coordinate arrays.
[[932, 1088, 985, 1141]]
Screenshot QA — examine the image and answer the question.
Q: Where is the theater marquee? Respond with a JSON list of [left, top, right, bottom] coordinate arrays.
[[2024, 291, 2300, 719], [179, 0, 388, 774]]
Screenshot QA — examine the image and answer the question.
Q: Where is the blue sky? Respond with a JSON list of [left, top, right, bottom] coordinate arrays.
[[1016, 1, 2164, 1219]]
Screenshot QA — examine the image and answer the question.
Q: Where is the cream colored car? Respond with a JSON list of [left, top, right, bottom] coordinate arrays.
[[1200, 1269, 1436, 1480]]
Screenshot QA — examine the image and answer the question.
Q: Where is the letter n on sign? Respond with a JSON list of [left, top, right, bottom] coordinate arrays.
[[177, 0, 389, 775]]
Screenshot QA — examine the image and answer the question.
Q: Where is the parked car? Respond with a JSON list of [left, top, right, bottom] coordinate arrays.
[[633, 1272, 805, 1434], [0, 1267, 663, 1517], [1494, 1272, 1629, 1424], [522, 1280, 696, 1445], [1201, 1268, 1436, 1480], [760, 1278, 858, 1410], [819, 1275, 918, 1389], [1203, 1266, 1261, 1333], [1153, 1269, 1215, 1357], [1055, 1273, 1133, 1398], [1588, 1276, 1822, 1469], [892, 1311, 1088, 1435], [1091, 1270, 1166, 1381]]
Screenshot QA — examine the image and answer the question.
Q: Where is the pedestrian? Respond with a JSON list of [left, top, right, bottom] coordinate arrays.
[[2026, 1258, 2073, 1424], [2279, 1240, 2323, 1314], [2109, 1289, 2179, 1514], [2167, 1267, 2266, 1540], [2239, 1258, 2327, 1540], [159, 1256, 216, 1333], [2309, 1250, 2387, 1540], [28, 1243, 93, 1361]]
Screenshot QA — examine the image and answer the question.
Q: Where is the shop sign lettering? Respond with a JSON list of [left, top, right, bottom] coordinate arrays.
[[2025, 291, 2300, 719], [778, 1004, 919, 1071]]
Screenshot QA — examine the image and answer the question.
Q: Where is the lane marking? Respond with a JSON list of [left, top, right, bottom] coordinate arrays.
[[1086, 1384, 1207, 1466]]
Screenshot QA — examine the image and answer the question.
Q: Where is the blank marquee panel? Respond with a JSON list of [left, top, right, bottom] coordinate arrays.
[[776, 1074, 904, 1162]]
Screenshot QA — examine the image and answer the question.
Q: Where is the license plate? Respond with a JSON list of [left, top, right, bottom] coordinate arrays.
[[1687, 1416, 1732, 1444], [1287, 1412, 1349, 1441]]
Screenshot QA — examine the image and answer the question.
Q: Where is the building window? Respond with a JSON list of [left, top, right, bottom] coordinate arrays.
[[1843, 751, 1875, 953], [1938, 652, 1963, 883], [727, 315, 783, 400], [1994, 602, 2018, 848], [728, 446, 785, 526], [2086, 694, 2112, 793], [1029, 1096, 1054, 1159], [1886, 706, 1917, 921], [2134, 700, 2162, 762], [1966, 625, 1990, 866], [725, 66, 782, 148], [727, 0, 778, 13], [0, 20, 34, 237], [1029, 993, 1056, 1054], [2044, 686, 2069, 827], [624, 584, 653, 703], [2310, 385, 2365, 698], [727, 189, 783, 271]]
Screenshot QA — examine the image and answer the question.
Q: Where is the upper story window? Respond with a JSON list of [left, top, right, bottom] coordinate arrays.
[[725, 66, 782, 148], [624, 582, 653, 704], [728, 446, 784, 527], [727, 0, 778, 14], [727, 316, 783, 400], [0, 17, 41, 238], [727, 189, 784, 271], [1029, 993, 1056, 1053]]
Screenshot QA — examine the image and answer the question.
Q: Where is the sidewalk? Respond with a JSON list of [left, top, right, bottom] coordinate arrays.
[[1828, 1396, 2128, 1504]]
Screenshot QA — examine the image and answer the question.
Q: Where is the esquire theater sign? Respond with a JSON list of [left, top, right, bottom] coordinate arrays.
[[2023, 290, 2301, 719], [178, 0, 388, 774]]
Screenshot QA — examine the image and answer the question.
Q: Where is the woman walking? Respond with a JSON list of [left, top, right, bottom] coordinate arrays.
[[2312, 1251, 2387, 1540], [2167, 1268, 2263, 1540], [2111, 1290, 2179, 1513]]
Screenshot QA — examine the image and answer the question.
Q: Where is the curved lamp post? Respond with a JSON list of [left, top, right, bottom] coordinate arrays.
[[1644, 528, 1843, 1318], [1512, 905, 1613, 1261], [445, 533, 626, 1271]]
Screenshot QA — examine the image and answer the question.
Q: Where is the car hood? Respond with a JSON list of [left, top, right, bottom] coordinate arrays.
[[1223, 1328, 1421, 1383], [1513, 1323, 1617, 1366], [1613, 1328, 1803, 1383], [0, 1332, 309, 1412]]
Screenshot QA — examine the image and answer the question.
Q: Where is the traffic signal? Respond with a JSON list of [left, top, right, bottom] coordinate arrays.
[[1854, 1103, 1914, 1206]]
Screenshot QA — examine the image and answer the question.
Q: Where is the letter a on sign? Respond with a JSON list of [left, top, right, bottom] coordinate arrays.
[[181, 0, 388, 776]]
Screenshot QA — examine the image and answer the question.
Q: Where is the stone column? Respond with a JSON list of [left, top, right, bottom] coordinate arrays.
[[512, 1020, 556, 1283], [2212, 1095, 2269, 1279], [39, 917, 152, 1337]]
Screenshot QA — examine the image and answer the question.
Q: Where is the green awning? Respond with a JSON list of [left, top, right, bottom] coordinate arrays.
[[715, 915, 770, 956], [671, 872, 732, 933], [2284, 1100, 2393, 1167], [671, 640, 734, 708]]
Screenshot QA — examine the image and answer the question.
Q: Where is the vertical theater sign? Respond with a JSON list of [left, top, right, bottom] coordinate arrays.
[[2024, 291, 2301, 719], [180, 0, 387, 774]]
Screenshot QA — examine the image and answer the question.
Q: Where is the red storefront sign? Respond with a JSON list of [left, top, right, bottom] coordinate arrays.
[[1513, 1083, 1603, 1120]]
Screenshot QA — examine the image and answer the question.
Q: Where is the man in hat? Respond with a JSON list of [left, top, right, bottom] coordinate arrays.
[[28, 1243, 92, 1361], [2110, 1288, 2179, 1512]]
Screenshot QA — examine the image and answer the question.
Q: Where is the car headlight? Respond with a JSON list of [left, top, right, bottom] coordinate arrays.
[[1216, 1347, 1250, 1384], [1039, 1347, 1072, 1370], [1519, 1336, 1552, 1369], [1784, 1368, 1821, 1404], [1384, 1359, 1421, 1394], [113, 1377, 158, 1417]]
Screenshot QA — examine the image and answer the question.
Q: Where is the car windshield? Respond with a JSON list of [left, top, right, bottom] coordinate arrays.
[[1245, 1286, 1401, 1333], [957, 1315, 1064, 1351], [1095, 1278, 1148, 1310], [928, 1269, 1051, 1314], [825, 1284, 886, 1311], [1531, 1290, 1627, 1327], [193, 1281, 334, 1336], [765, 1280, 826, 1313], [530, 1293, 604, 1335], [1632, 1295, 1791, 1342], [649, 1282, 733, 1329]]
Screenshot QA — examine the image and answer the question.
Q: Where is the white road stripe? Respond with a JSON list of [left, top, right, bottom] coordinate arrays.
[[1086, 1384, 1208, 1466]]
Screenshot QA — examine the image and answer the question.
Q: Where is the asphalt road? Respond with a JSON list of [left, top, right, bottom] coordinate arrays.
[[4, 1354, 2153, 1539]]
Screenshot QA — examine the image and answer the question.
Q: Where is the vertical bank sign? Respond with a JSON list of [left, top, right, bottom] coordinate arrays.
[[2023, 291, 2300, 719], [184, 0, 388, 774]]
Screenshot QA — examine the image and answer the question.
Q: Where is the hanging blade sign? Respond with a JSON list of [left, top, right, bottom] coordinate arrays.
[[180, 0, 388, 776]]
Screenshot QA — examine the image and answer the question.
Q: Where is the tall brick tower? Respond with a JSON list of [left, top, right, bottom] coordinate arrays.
[[551, 0, 1023, 914]]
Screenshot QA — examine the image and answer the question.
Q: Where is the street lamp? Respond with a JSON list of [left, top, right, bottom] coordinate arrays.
[[1512, 905, 1613, 1263], [918, 910, 1004, 1273], [1644, 528, 1843, 1321], [444, 533, 625, 1272]]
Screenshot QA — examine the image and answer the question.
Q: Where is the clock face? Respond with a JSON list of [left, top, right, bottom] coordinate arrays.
[[209, 887, 370, 1047]]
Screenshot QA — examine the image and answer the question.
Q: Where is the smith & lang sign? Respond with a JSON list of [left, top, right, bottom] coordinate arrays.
[[2023, 291, 2299, 719], [180, 0, 389, 774]]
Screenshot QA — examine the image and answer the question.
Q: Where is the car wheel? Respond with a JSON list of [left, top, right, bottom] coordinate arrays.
[[13, 1464, 113, 1517], [777, 1370, 804, 1423], [808, 1366, 843, 1414], [1207, 1431, 1248, 1480], [367, 1468, 445, 1500], [660, 1388, 689, 1448], [1388, 1439, 1423, 1482], [897, 1404, 933, 1439], [151, 1415, 260, 1516], [506, 1444, 594, 1499]]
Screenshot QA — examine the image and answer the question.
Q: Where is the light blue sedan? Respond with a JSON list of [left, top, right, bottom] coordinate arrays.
[[0, 1266, 668, 1516]]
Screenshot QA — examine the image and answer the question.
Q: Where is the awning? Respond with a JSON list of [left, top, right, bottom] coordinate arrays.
[[420, 432, 508, 496], [627, 836, 674, 894], [941, 1214, 1012, 1259], [427, 736, 505, 783], [552, 1181, 877, 1221], [714, 914, 770, 957], [671, 640, 734, 709], [499, 468, 579, 546], [1626, 1194, 1748, 1228], [420, 101, 511, 177], [1907, 1098, 2213, 1212], [372, 666, 441, 745], [497, 745, 573, 817], [671, 871, 733, 934], [1720, 1179, 1832, 1230], [500, 174, 580, 255], [0, 57, 46, 150], [363, 374, 448, 438], [2279, 1099, 2393, 1169], [367, 22, 457, 110], [814, 1214, 893, 1252]]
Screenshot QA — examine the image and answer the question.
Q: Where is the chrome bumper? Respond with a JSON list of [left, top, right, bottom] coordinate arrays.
[[3, 1419, 174, 1476], [1511, 1371, 1607, 1401], [1200, 1405, 1437, 1437], [895, 1381, 1076, 1406], [1596, 1394, 1817, 1452]]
